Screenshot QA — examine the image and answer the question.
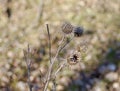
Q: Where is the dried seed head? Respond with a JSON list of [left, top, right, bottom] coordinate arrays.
[[61, 22, 74, 34], [74, 27, 83, 37], [67, 51, 81, 65]]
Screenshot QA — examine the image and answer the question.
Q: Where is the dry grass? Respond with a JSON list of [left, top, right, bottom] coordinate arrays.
[[0, 0, 120, 91]]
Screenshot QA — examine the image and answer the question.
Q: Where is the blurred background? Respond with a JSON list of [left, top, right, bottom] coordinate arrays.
[[0, 0, 120, 91]]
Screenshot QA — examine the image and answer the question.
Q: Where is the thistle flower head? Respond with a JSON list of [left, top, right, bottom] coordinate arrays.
[[61, 22, 74, 34], [67, 51, 81, 65]]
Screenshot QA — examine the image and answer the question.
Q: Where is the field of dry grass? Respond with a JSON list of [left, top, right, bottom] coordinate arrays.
[[0, 0, 120, 91]]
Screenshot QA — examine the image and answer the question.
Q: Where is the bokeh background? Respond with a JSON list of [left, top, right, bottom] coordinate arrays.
[[0, 0, 120, 91]]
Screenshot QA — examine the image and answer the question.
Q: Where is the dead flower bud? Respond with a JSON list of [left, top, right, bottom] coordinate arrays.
[[74, 27, 83, 37], [61, 22, 74, 34], [67, 51, 81, 65]]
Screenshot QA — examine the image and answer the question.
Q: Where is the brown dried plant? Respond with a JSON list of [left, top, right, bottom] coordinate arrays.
[[24, 22, 86, 91]]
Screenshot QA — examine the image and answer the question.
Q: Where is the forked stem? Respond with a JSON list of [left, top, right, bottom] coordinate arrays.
[[43, 34, 65, 91], [43, 25, 74, 91]]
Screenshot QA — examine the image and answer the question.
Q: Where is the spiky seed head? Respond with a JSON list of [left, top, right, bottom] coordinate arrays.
[[74, 27, 83, 37], [67, 51, 81, 65], [61, 22, 74, 34]]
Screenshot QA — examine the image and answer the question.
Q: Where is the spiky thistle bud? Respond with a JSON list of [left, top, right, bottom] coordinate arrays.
[[61, 22, 74, 34]]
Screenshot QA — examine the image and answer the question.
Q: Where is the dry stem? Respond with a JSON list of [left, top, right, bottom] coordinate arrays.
[[24, 44, 32, 91], [43, 27, 66, 91], [43, 25, 74, 91]]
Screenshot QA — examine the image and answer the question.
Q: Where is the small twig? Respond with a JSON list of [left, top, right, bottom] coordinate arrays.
[[53, 35, 66, 60], [46, 24, 51, 63], [58, 34, 65, 45], [59, 36, 74, 52], [24, 44, 32, 91], [54, 62, 66, 77], [36, 0, 44, 23], [52, 79, 57, 91]]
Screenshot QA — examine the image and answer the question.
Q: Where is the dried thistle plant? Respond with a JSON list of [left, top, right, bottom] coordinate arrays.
[[24, 22, 86, 91]]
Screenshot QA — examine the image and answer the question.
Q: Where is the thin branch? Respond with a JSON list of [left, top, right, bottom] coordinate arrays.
[[24, 44, 32, 91], [46, 24, 51, 63], [54, 62, 66, 77], [36, 0, 44, 23], [59, 36, 74, 52], [52, 79, 57, 91]]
